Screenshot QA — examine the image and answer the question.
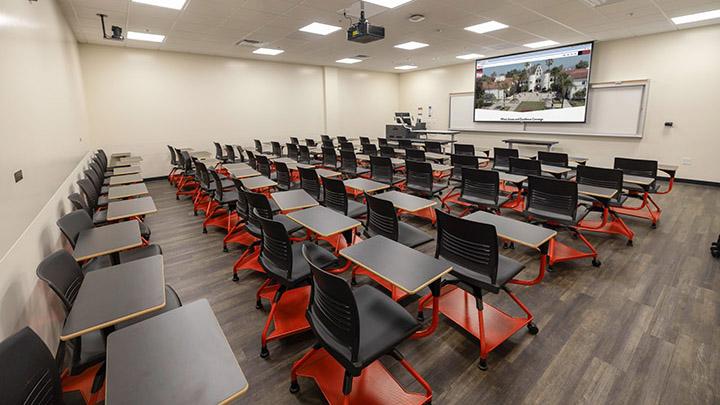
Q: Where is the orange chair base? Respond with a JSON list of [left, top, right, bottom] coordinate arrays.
[[292, 349, 430, 405], [352, 267, 409, 302], [233, 248, 264, 276], [548, 237, 597, 266], [263, 286, 311, 343], [578, 215, 634, 244], [60, 364, 105, 405]]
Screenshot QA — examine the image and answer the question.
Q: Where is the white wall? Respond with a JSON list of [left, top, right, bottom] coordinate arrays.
[[0, 0, 90, 347], [79, 46, 399, 178], [399, 25, 720, 182]]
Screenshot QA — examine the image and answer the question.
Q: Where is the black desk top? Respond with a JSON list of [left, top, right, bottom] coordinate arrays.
[[241, 175, 277, 190], [113, 166, 142, 175], [229, 168, 261, 179], [106, 197, 157, 221], [61, 255, 165, 340], [503, 139, 558, 146], [109, 174, 143, 186], [287, 205, 361, 237], [271, 190, 319, 211], [340, 236, 452, 294], [374, 191, 436, 212], [343, 178, 389, 193], [464, 211, 557, 248], [577, 184, 617, 199], [106, 299, 248, 404], [108, 183, 148, 200], [73, 221, 143, 261]]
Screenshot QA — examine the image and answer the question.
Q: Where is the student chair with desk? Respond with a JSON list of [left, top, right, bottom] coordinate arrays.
[[405, 148, 426, 162], [256, 155, 277, 181], [254, 139, 264, 154], [298, 166, 323, 202], [224, 144, 238, 164], [492, 147, 519, 172], [403, 160, 448, 221], [424, 140, 443, 154], [76, 179, 152, 241], [203, 170, 239, 234], [271, 141, 284, 157], [442, 168, 514, 217], [538, 151, 575, 179], [359, 136, 370, 145], [305, 138, 317, 147], [612, 157, 662, 228], [275, 161, 293, 191], [322, 146, 341, 170], [298, 145, 322, 166], [175, 151, 199, 200], [340, 150, 370, 178], [286, 142, 299, 161], [246, 149, 258, 170], [290, 137, 300, 145], [454, 144, 475, 156], [223, 180, 257, 255], [369, 155, 404, 188], [214, 142, 229, 163], [507, 157, 541, 211], [576, 165, 634, 245], [167, 145, 182, 184]]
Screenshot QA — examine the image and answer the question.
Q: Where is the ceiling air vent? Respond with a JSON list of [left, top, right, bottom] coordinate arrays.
[[580, 0, 625, 8], [235, 39, 267, 47]]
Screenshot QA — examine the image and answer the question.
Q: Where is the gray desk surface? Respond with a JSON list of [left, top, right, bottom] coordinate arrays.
[[61, 255, 165, 340], [109, 174, 143, 186], [273, 157, 297, 164], [229, 168, 261, 179], [464, 211, 557, 249], [287, 205, 361, 237], [499, 172, 528, 183], [108, 183, 148, 200], [411, 130, 461, 135], [623, 174, 655, 186], [178, 147, 194, 151], [374, 190, 437, 212], [223, 162, 250, 170], [541, 164, 571, 174], [271, 190, 319, 211], [108, 158, 130, 168], [199, 158, 220, 165], [343, 178, 389, 193], [356, 155, 404, 165], [241, 175, 277, 190], [577, 184, 617, 199], [119, 156, 143, 163], [113, 166, 142, 176], [659, 164, 678, 172], [431, 163, 453, 172], [189, 151, 212, 158], [316, 168, 342, 178], [106, 299, 248, 404], [340, 236, 452, 294], [73, 221, 143, 261], [107, 197, 157, 221], [287, 162, 316, 171], [111, 152, 131, 158], [425, 152, 450, 160]]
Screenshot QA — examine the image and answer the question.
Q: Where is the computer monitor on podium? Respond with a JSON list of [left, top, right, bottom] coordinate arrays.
[[394, 112, 412, 126]]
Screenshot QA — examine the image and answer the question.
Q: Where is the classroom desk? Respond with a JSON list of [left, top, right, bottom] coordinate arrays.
[[503, 139, 558, 151], [189, 151, 212, 158], [316, 168, 342, 178], [108, 158, 130, 168], [113, 166, 141, 176], [374, 191, 437, 213], [464, 210, 556, 285], [343, 178, 389, 195], [569, 156, 589, 164], [355, 154, 404, 166], [110, 152, 131, 158], [72, 221, 143, 263], [199, 158, 220, 165], [241, 175, 277, 191], [431, 163, 453, 172], [340, 235, 452, 338], [499, 172, 528, 184], [286, 206, 361, 238], [623, 174, 655, 187], [223, 162, 250, 170], [60, 255, 165, 340], [179, 147, 194, 151], [425, 152, 450, 161], [271, 190, 319, 212], [228, 168, 261, 179], [577, 184, 617, 200], [106, 299, 248, 404], [273, 157, 297, 164], [119, 156, 143, 164], [659, 164, 678, 177], [286, 162, 316, 171], [107, 183, 148, 200], [541, 164, 571, 176], [109, 173, 143, 186], [106, 196, 157, 221]]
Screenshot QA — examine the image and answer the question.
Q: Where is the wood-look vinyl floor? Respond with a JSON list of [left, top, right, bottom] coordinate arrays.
[[143, 179, 720, 404]]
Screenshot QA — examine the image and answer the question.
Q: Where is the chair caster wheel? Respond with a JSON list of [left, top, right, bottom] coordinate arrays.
[[260, 347, 269, 358], [203, 228, 208, 234], [503, 242, 508, 249], [417, 312, 424, 322], [572, 233, 578, 239], [547, 265, 553, 272], [176, 196, 179, 200], [477, 359, 488, 371], [351, 277, 357, 285], [232, 274, 239, 282], [223, 246, 228, 252], [592, 258, 601, 267], [256, 300, 263, 309], [627, 240, 633, 246], [651, 223, 657, 229], [194, 211, 198, 216], [431, 223, 436, 229], [527, 322, 539, 335], [289, 381, 300, 394]]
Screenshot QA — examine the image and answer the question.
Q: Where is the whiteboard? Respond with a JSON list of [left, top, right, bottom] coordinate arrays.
[[448, 80, 650, 138]]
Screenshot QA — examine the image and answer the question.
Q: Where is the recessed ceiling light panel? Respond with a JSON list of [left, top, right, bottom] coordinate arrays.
[[253, 48, 284, 56], [394, 41, 428, 50], [364, 0, 413, 8], [395, 65, 417, 70], [457, 53, 484, 60], [299, 22, 342, 35], [671, 9, 720, 24], [127, 31, 165, 42], [464, 21, 508, 34], [523, 40, 559, 48], [336, 58, 363, 64], [132, 0, 187, 10]]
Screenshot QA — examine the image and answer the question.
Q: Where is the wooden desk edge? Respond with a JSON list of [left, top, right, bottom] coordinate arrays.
[[396, 201, 437, 213], [219, 384, 250, 404], [498, 230, 557, 249]]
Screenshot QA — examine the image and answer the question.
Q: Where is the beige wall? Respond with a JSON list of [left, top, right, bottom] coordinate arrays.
[[399, 25, 720, 182], [79, 45, 399, 178], [0, 0, 90, 346]]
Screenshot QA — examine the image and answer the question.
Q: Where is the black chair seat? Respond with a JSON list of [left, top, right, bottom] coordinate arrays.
[[115, 285, 181, 330], [98, 196, 108, 206], [101, 186, 109, 194], [102, 178, 110, 186], [458, 194, 511, 210], [347, 200, 366, 218], [269, 198, 281, 213], [259, 241, 336, 287], [405, 182, 447, 196], [323, 162, 341, 170], [118, 244, 162, 263], [342, 167, 370, 177], [366, 222, 432, 248], [275, 214, 304, 234], [315, 285, 421, 374], [450, 255, 525, 294], [77, 330, 106, 369], [215, 190, 238, 205], [80, 255, 113, 274], [579, 193, 628, 207], [526, 205, 590, 226]]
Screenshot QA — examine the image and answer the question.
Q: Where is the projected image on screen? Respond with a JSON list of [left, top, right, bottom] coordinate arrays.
[[474, 42, 593, 123]]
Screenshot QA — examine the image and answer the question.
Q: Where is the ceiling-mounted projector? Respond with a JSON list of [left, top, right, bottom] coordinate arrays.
[[347, 1, 384, 43], [97, 13, 124, 41]]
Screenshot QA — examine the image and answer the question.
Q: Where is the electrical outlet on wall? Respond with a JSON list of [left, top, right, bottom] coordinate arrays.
[[682, 158, 692, 165], [14, 170, 23, 183]]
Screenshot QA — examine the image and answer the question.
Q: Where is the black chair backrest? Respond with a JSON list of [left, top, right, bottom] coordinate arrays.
[[576, 166, 624, 204], [362, 143, 377, 156], [96, 150, 108, 169], [68, 192, 91, 217], [286, 143, 299, 161], [425, 141, 442, 154], [91, 156, 105, 175], [271, 141, 283, 157], [84, 169, 103, 194], [303, 245, 360, 362], [235, 145, 246, 163], [322, 146, 337, 168], [36, 249, 84, 311], [275, 162, 291, 191], [340, 150, 359, 175], [369, 156, 394, 184], [322, 140, 335, 149], [167, 145, 178, 165], [175, 148, 188, 171], [380, 146, 395, 158], [0, 327, 63, 404], [406, 149, 425, 162], [461, 168, 500, 205], [214, 142, 226, 160], [322, 176, 349, 215], [256, 154, 272, 178], [257, 214, 295, 279], [245, 190, 273, 238], [493, 147, 519, 170], [378, 138, 388, 147], [246, 150, 257, 169], [509, 157, 541, 177], [88, 160, 105, 181], [77, 178, 100, 211], [298, 167, 321, 200], [194, 161, 211, 189], [614, 157, 657, 179], [339, 142, 354, 152], [305, 138, 317, 147], [405, 160, 434, 192], [364, 193, 398, 241], [537, 151, 569, 167], [321, 134, 331, 142], [209, 170, 227, 201], [298, 145, 312, 165], [526, 176, 578, 218], [290, 137, 299, 145], [232, 179, 250, 221], [435, 209, 499, 285], [359, 136, 370, 145], [225, 144, 236, 163], [455, 144, 475, 156], [337, 136, 348, 144], [399, 139, 414, 150], [450, 154, 479, 180], [180, 151, 194, 171], [254, 139, 264, 154]]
